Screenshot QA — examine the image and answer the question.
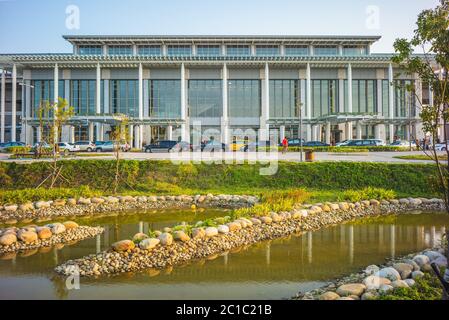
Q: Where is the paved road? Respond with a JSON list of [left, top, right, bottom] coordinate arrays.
[[0, 151, 442, 164]]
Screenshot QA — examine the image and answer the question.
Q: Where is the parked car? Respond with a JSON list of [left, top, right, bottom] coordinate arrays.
[[57, 142, 80, 154], [230, 140, 247, 152], [303, 141, 330, 147], [434, 141, 449, 151], [95, 141, 106, 146], [346, 139, 385, 147], [336, 140, 352, 147], [172, 141, 193, 152], [74, 141, 96, 152], [389, 140, 414, 148], [143, 140, 178, 153], [201, 140, 227, 152], [95, 141, 115, 152], [277, 139, 305, 147], [0, 141, 26, 152], [242, 140, 274, 152]]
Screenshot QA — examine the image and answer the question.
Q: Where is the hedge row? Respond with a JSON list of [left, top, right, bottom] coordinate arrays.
[[0, 160, 438, 196]]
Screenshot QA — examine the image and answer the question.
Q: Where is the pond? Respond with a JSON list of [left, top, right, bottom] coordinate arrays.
[[0, 210, 447, 300]]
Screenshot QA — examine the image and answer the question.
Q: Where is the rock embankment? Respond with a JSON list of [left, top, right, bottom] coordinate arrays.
[[55, 197, 444, 277], [0, 194, 258, 224], [0, 221, 104, 254]]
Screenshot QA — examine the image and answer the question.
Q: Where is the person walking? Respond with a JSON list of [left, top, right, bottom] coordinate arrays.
[[282, 137, 289, 154]]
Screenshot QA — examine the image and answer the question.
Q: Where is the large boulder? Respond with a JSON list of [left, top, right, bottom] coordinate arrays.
[[17, 230, 38, 243], [173, 231, 190, 242], [139, 238, 160, 250], [19, 203, 35, 212], [158, 233, 173, 246], [50, 223, 66, 235], [205, 227, 218, 237], [411, 271, 425, 280], [319, 292, 340, 300], [191, 228, 206, 239], [132, 233, 149, 242], [364, 265, 380, 275], [260, 216, 272, 224], [0, 233, 17, 246], [402, 259, 420, 271], [375, 267, 401, 282], [392, 263, 414, 280], [217, 225, 230, 234], [336, 283, 366, 297], [37, 227, 52, 240], [227, 222, 242, 232], [423, 251, 445, 262], [432, 256, 448, 267], [112, 240, 135, 252], [391, 280, 409, 289], [363, 276, 391, 290], [62, 221, 79, 230], [413, 254, 430, 267]]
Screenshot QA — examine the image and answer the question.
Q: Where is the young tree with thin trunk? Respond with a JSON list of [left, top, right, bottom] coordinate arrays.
[[109, 114, 130, 194], [392, 0, 449, 299]]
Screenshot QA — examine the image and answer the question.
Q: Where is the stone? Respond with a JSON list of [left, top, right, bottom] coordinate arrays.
[[163, 227, 172, 233], [270, 212, 282, 222], [392, 263, 414, 280], [421, 264, 433, 272], [67, 198, 77, 206], [105, 196, 119, 204], [321, 204, 331, 212], [380, 200, 390, 205], [379, 284, 394, 293], [391, 280, 409, 289], [119, 195, 135, 203], [147, 196, 157, 202], [91, 197, 105, 204], [173, 231, 190, 242], [413, 254, 430, 267], [19, 203, 35, 212], [217, 225, 230, 234], [319, 291, 340, 300], [409, 198, 422, 206], [337, 297, 354, 300], [363, 276, 392, 290], [310, 206, 322, 213], [411, 271, 425, 280], [250, 218, 262, 225], [336, 283, 366, 297], [158, 233, 174, 246], [62, 221, 79, 230], [402, 259, 421, 271], [370, 199, 380, 206], [404, 279, 416, 287], [432, 257, 448, 267], [197, 196, 206, 203], [399, 198, 410, 205], [361, 292, 378, 300], [375, 267, 401, 282], [77, 197, 91, 205], [260, 216, 273, 224], [236, 219, 248, 228], [205, 227, 218, 237], [37, 227, 52, 240], [330, 203, 340, 211], [34, 201, 51, 209], [0, 233, 17, 246], [423, 250, 445, 262], [361, 200, 371, 207], [191, 228, 206, 239], [51, 223, 66, 235], [137, 196, 147, 203], [132, 233, 149, 242], [112, 240, 135, 252], [52, 199, 66, 207], [389, 199, 399, 205], [139, 238, 160, 250], [17, 230, 38, 243], [364, 265, 380, 275]]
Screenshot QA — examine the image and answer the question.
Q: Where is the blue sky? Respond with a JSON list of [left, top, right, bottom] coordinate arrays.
[[0, 0, 440, 53]]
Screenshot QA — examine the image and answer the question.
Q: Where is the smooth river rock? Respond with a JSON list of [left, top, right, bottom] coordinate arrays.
[[173, 231, 190, 242], [132, 233, 149, 242], [363, 275, 391, 290], [413, 254, 430, 267], [392, 263, 414, 280], [0, 233, 17, 246], [17, 230, 38, 243], [319, 292, 340, 300], [158, 233, 174, 246], [336, 283, 366, 297], [139, 238, 160, 250], [112, 240, 135, 252], [375, 267, 401, 282], [205, 227, 218, 237]]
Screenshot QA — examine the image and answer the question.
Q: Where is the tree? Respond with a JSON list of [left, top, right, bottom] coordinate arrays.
[[109, 114, 130, 194], [36, 98, 74, 188], [392, 0, 449, 299]]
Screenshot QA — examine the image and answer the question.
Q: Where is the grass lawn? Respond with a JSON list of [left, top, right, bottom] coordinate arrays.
[[394, 154, 448, 161]]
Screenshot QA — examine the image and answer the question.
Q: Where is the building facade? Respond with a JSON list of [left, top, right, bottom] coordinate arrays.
[[0, 35, 438, 147]]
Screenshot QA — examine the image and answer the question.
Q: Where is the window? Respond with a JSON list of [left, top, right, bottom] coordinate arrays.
[[382, 80, 390, 117], [314, 46, 338, 56], [31, 80, 65, 117], [78, 46, 103, 55], [256, 45, 279, 56], [71, 80, 99, 116], [228, 80, 260, 117], [197, 45, 221, 56], [284, 46, 309, 56], [395, 80, 415, 118], [167, 45, 192, 56], [343, 46, 367, 56], [344, 80, 377, 114], [226, 45, 251, 56], [138, 45, 161, 55], [108, 45, 133, 55], [110, 80, 138, 116], [150, 80, 181, 118], [269, 80, 300, 118], [188, 80, 222, 117], [311, 80, 339, 117]]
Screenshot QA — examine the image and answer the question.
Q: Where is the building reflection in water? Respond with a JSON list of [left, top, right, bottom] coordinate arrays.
[[266, 241, 271, 266], [390, 225, 395, 259], [307, 232, 312, 264], [349, 225, 354, 265]]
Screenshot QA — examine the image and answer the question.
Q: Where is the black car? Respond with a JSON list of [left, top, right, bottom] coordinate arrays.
[[201, 140, 227, 152], [143, 140, 178, 153], [346, 139, 382, 147], [278, 138, 305, 147], [0, 141, 26, 152], [303, 141, 330, 147]]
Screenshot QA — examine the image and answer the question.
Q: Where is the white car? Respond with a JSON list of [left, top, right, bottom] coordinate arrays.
[[434, 142, 449, 151], [58, 142, 80, 153], [389, 141, 415, 148], [336, 140, 352, 147]]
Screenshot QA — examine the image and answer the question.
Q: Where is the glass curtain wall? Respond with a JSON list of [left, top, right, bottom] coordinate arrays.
[[343, 80, 377, 114], [31, 80, 65, 117], [188, 80, 222, 117], [109, 80, 139, 117], [269, 80, 300, 118], [228, 80, 261, 118], [149, 80, 181, 118], [311, 80, 338, 117]]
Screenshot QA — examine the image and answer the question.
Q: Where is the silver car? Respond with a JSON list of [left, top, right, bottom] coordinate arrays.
[[74, 141, 96, 152]]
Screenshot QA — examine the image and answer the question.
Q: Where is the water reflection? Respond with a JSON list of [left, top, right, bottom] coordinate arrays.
[[0, 212, 448, 300]]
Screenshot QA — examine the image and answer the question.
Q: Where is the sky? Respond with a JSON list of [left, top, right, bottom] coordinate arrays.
[[0, 0, 440, 54]]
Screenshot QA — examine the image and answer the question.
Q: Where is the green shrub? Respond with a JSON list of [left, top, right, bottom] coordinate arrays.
[[5, 146, 32, 154], [378, 273, 443, 300], [339, 187, 396, 202]]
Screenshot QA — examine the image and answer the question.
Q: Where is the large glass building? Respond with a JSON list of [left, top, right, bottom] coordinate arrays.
[[0, 35, 439, 146]]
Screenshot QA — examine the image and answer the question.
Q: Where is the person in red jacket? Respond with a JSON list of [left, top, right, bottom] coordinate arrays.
[[282, 137, 289, 154]]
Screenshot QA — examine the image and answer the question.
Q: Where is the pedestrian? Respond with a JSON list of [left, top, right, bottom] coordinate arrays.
[[282, 137, 289, 154]]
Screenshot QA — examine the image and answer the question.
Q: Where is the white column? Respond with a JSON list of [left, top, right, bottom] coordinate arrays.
[[356, 122, 363, 139], [167, 125, 173, 140], [70, 126, 75, 144], [311, 125, 317, 141], [260, 63, 270, 141], [1, 69, 5, 142], [388, 63, 395, 142], [345, 122, 353, 140], [375, 124, 381, 140], [134, 125, 141, 149], [305, 124, 312, 142], [377, 79, 383, 116], [325, 122, 331, 145], [96, 63, 101, 114], [36, 126, 42, 143], [129, 124, 134, 146], [222, 63, 229, 144], [138, 63, 143, 120], [88, 121, 94, 142], [306, 63, 312, 119], [347, 63, 353, 113], [180, 63, 188, 141], [53, 63, 59, 143], [96, 124, 104, 141], [11, 64, 17, 141]]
